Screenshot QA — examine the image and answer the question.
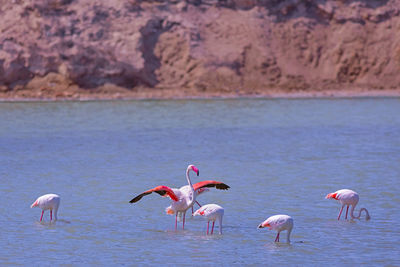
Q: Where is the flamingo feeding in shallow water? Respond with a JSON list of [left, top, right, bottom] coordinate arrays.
[[193, 204, 224, 234], [258, 214, 293, 243], [31, 193, 60, 222], [191, 187, 209, 215], [129, 165, 230, 230], [325, 189, 371, 221]]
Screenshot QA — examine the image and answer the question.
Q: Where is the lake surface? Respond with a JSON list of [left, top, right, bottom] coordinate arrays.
[[0, 98, 399, 265]]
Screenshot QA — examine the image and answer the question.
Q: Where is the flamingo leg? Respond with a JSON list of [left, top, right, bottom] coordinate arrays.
[[191, 206, 194, 215], [211, 221, 215, 235], [195, 201, 202, 207], [50, 210, 53, 221], [207, 221, 209, 234], [40, 210, 44, 222], [183, 213, 186, 230], [175, 214, 178, 231], [338, 205, 344, 220], [345, 205, 349, 219], [275, 232, 280, 242]]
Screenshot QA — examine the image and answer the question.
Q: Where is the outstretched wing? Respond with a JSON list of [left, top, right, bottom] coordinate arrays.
[[193, 180, 230, 191], [129, 185, 179, 203]]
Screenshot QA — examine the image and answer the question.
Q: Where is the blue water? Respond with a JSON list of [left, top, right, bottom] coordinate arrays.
[[0, 98, 399, 265]]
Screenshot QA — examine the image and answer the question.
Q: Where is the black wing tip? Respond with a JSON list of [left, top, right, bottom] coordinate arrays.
[[216, 183, 230, 190], [129, 194, 145, 203], [129, 191, 153, 203], [129, 197, 139, 203]]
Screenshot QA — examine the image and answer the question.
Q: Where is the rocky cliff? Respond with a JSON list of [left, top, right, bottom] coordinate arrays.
[[0, 0, 399, 99]]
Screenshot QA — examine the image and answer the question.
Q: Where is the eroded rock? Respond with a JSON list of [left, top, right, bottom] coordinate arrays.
[[0, 0, 399, 99]]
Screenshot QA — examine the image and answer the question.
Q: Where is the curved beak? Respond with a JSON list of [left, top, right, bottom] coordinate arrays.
[[31, 200, 38, 208], [191, 166, 199, 176]]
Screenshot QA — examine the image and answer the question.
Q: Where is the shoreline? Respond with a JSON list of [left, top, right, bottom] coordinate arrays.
[[0, 89, 399, 102]]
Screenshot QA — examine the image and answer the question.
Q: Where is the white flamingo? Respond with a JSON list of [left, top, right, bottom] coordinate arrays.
[[31, 194, 60, 222], [191, 188, 209, 215], [258, 214, 294, 243], [193, 204, 224, 234], [325, 189, 371, 221], [129, 165, 230, 230]]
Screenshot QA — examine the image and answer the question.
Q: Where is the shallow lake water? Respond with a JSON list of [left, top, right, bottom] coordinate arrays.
[[0, 98, 399, 265]]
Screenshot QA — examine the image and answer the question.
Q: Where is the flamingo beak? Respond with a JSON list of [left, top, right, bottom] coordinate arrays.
[[31, 200, 38, 208], [258, 222, 271, 229], [192, 166, 199, 176], [190, 165, 200, 176]]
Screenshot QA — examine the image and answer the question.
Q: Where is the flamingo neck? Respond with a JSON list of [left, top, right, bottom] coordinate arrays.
[[53, 209, 58, 221], [186, 167, 195, 206], [286, 228, 292, 243], [218, 216, 223, 234], [350, 204, 371, 220], [186, 167, 194, 188], [53, 204, 59, 221]]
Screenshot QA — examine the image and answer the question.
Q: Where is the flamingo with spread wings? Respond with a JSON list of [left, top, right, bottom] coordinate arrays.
[[129, 165, 230, 230]]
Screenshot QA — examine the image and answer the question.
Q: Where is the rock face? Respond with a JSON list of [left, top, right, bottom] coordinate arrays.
[[0, 0, 399, 99]]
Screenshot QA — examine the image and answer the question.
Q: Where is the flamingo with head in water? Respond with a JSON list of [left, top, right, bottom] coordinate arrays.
[[193, 204, 224, 235], [191, 187, 209, 215], [31, 193, 60, 222], [129, 165, 230, 230], [325, 189, 371, 221], [258, 214, 293, 243]]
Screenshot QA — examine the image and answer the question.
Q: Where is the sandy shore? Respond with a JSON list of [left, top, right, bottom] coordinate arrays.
[[0, 88, 399, 102]]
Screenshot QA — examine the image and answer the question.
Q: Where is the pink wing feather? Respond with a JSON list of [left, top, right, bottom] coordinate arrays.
[[129, 185, 179, 203]]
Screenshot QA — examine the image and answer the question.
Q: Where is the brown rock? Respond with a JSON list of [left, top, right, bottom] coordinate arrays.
[[0, 0, 399, 99]]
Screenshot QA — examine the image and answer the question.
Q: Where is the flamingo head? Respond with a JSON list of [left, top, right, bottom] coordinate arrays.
[[325, 192, 338, 200], [189, 165, 199, 176], [30, 200, 39, 208], [257, 221, 271, 229]]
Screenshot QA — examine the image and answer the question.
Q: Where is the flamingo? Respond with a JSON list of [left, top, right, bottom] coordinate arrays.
[[258, 215, 293, 243], [325, 189, 371, 221], [129, 165, 230, 230], [191, 187, 209, 215], [193, 204, 224, 235], [30, 193, 60, 222]]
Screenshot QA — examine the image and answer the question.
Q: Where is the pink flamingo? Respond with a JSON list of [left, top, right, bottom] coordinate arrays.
[[193, 204, 224, 235], [258, 214, 294, 243], [31, 194, 60, 222], [325, 189, 371, 221], [129, 165, 230, 230]]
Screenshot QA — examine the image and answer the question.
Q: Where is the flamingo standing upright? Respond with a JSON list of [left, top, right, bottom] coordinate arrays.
[[258, 214, 293, 243], [30, 194, 60, 222], [193, 204, 224, 235], [129, 165, 230, 230], [325, 189, 371, 221]]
